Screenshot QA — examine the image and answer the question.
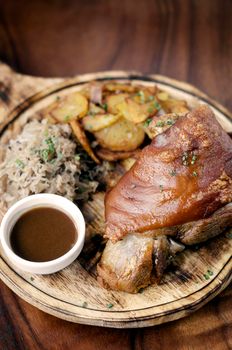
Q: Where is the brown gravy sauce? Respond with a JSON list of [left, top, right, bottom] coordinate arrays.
[[10, 207, 77, 262]]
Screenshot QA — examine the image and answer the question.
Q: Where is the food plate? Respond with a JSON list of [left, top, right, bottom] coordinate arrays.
[[0, 70, 231, 328]]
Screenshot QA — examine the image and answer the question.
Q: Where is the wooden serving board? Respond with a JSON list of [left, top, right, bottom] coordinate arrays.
[[0, 62, 231, 328]]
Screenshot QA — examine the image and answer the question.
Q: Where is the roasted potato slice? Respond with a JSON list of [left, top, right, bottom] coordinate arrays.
[[121, 157, 137, 171], [132, 88, 156, 104], [106, 93, 129, 114], [82, 113, 120, 132], [94, 118, 145, 151], [116, 99, 147, 123], [117, 98, 160, 124], [159, 98, 189, 113], [47, 92, 88, 123], [156, 91, 169, 101], [69, 120, 100, 164], [104, 83, 136, 93], [89, 102, 105, 115], [77, 86, 90, 99]]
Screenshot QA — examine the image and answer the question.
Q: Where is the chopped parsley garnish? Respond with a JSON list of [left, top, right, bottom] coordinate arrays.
[[166, 119, 175, 125], [107, 303, 114, 309], [40, 149, 50, 162], [56, 96, 60, 101], [182, 152, 189, 166], [181, 151, 198, 167], [170, 170, 177, 176], [159, 184, 164, 192], [40, 137, 56, 162], [203, 270, 214, 280], [82, 302, 88, 308], [153, 101, 161, 110], [30, 276, 34, 282], [101, 103, 108, 112], [64, 115, 71, 122], [192, 171, 198, 177], [147, 101, 161, 114], [191, 154, 198, 165], [144, 118, 152, 127], [153, 119, 175, 128], [137, 90, 145, 103], [147, 106, 155, 113], [15, 159, 25, 169], [156, 121, 165, 127], [148, 95, 154, 101], [74, 154, 81, 161], [45, 137, 55, 154], [204, 274, 210, 280]]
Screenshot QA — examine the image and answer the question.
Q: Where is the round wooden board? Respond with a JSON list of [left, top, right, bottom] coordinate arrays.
[[0, 69, 231, 328]]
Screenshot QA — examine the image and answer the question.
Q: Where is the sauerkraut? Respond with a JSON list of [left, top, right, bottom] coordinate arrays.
[[0, 119, 108, 209]]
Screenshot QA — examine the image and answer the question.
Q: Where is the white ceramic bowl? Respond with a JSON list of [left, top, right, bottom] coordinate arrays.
[[0, 194, 85, 274]]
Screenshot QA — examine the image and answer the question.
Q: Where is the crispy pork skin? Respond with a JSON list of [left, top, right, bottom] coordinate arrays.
[[105, 106, 232, 241]]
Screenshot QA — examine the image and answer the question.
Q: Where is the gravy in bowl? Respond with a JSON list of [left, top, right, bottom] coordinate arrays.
[[10, 207, 77, 262]]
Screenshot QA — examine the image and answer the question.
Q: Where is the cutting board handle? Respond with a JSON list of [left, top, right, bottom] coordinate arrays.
[[0, 61, 62, 126]]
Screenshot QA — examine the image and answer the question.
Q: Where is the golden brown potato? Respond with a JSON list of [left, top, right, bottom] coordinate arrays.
[[159, 98, 189, 113], [117, 97, 160, 124], [82, 113, 120, 132], [88, 102, 105, 115], [104, 82, 136, 93], [132, 89, 154, 104], [120, 157, 137, 171], [94, 118, 145, 151], [77, 86, 91, 99], [47, 92, 88, 123], [106, 93, 129, 114], [69, 120, 100, 164], [116, 99, 147, 123], [156, 91, 169, 101]]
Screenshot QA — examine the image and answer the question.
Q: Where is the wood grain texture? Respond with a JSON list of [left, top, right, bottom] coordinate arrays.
[[1, 281, 231, 350], [0, 0, 232, 348]]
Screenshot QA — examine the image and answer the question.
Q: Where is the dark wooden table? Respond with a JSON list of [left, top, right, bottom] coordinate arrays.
[[0, 0, 232, 349]]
